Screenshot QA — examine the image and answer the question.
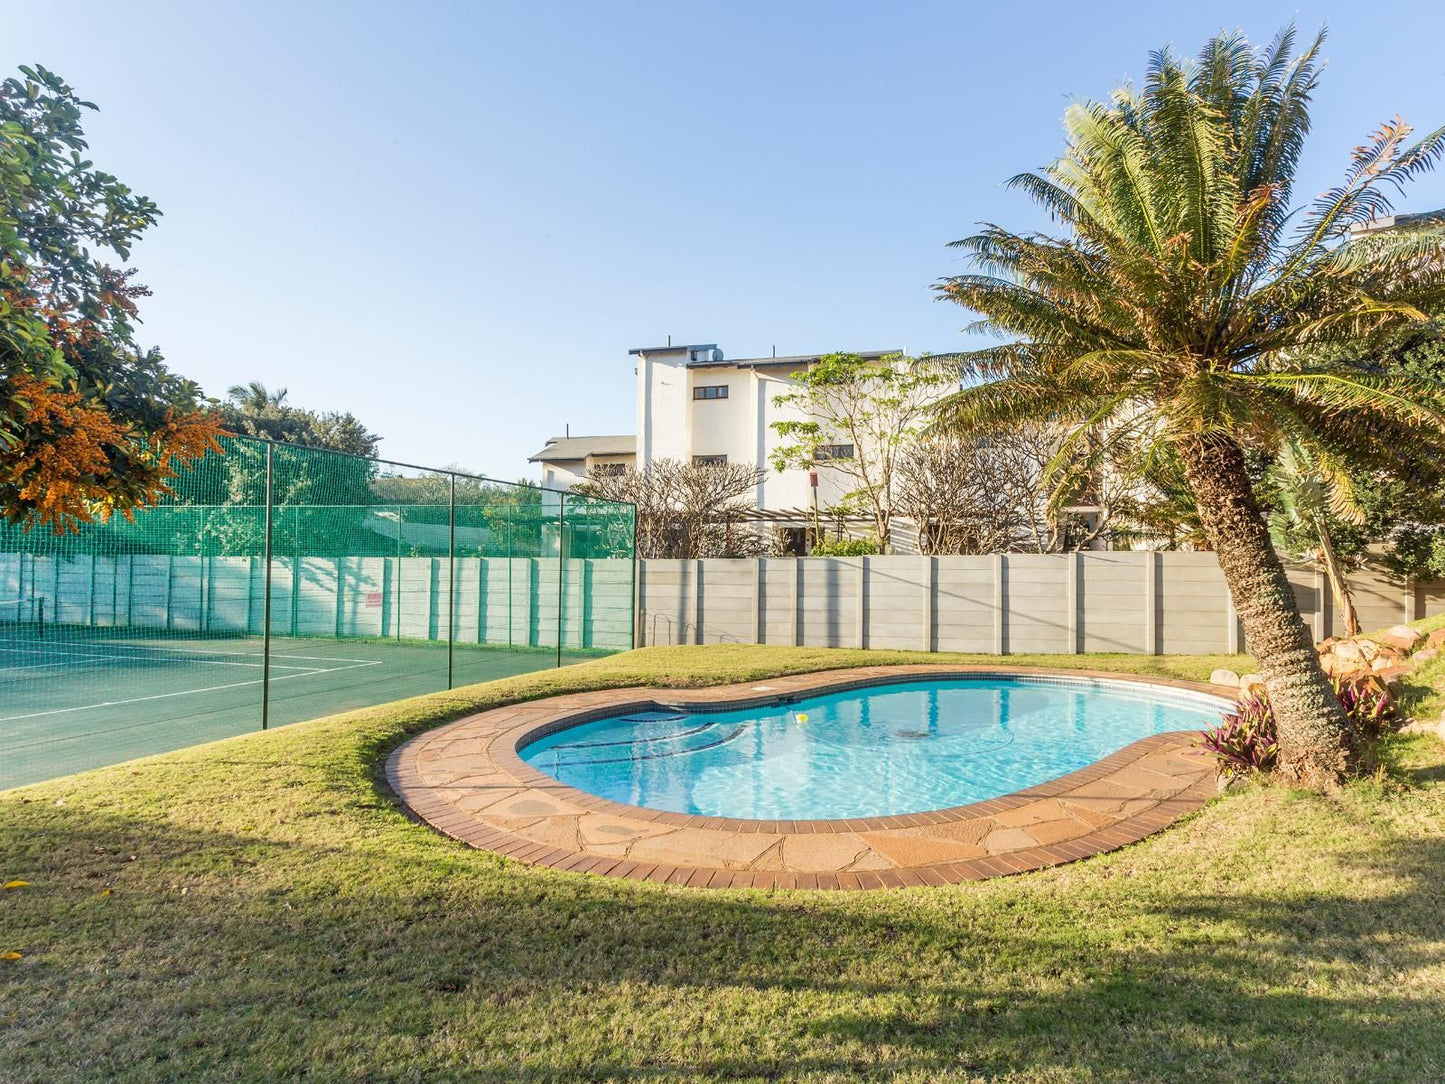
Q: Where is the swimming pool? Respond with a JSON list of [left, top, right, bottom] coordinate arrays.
[[519, 675, 1227, 820]]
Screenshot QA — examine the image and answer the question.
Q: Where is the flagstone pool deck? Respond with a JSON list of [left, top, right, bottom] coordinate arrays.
[[385, 665, 1233, 890]]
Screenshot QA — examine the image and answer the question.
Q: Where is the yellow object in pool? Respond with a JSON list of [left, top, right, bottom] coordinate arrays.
[[795, 712, 809, 725]]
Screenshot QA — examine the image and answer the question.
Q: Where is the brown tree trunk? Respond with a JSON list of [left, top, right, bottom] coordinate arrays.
[[1179, 435, 1357, 788], [1314, 516, 1361, 637]]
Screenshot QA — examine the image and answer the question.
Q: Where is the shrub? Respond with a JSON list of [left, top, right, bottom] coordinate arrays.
[[1199, 693, 1279, 777], [1331, 673, 1396, 736], [809, 536, 881, 557], [1200, 674, 1398, 776]]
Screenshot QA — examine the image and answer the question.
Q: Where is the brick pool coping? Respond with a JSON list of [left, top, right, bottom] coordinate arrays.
[[385, 665, 1233, 890]]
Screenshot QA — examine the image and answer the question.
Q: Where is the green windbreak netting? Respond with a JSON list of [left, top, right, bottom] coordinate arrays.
[[0, 435, 636, 788]]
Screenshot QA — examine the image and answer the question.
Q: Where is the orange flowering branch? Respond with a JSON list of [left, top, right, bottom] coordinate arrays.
[[0, 373, 225, 533]]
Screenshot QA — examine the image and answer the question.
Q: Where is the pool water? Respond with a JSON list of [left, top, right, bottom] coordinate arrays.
[[520, 676, 1227, 819]]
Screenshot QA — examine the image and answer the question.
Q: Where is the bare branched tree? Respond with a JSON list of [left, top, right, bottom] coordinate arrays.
[[895, 425, 1065, 553], [575, 459, 771, 558]]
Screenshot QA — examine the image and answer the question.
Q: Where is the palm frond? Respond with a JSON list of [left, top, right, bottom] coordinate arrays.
[[932, 25, 1445, 520]]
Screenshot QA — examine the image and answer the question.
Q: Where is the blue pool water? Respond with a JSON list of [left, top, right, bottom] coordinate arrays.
[[520, 676, 1227, 820]]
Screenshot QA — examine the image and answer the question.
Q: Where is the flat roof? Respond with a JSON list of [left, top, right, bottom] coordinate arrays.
[[626, 343, 717, 356], [625, 345, 904, 369], [689, 349, 900, 370], [1350, 208, 1445, 235]]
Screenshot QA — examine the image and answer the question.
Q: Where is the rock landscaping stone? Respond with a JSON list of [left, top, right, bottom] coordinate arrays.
[[1400, 719, 1445, 741], [1209, 668, 1241, 687], [1379, 625, 1426, 652], [1334, 640, 1364, 667]]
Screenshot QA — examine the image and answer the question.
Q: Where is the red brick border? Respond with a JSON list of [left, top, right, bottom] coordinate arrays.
[[386, 665, 1231, 889]]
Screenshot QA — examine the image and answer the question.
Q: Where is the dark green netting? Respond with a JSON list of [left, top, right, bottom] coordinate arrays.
[[0, 436, 635, 788]]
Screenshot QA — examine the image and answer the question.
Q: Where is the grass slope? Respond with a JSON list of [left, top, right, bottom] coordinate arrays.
[[3, 645, 1444, 1083]]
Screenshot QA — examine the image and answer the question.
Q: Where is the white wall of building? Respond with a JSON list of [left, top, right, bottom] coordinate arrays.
[[634, 347, 867, 517], [636, 348, 693, 465], [540, 460, 588, 492]]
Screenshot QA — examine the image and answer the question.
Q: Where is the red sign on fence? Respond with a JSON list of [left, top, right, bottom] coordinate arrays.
[[365, 592, 382, 608]]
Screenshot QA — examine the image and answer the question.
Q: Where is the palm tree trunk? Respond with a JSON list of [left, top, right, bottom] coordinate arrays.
[[1179, 435, 1357, 788], [1313, 516, 1361, 637]]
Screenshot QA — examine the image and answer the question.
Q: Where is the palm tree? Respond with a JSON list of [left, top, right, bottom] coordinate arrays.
[[225, 381, 288, 410], [1267, 440, 1364, 637], [933, 27, 1445, 788]]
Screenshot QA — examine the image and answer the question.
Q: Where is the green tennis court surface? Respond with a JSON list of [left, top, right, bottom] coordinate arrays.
[[1, 630, 607, 790]]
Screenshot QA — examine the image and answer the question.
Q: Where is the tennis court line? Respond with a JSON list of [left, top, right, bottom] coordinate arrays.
[[0, 644, 322, 672], [0, 636, 383, 666], [0, 658, 383, 722], [1, 657, 118, 674]]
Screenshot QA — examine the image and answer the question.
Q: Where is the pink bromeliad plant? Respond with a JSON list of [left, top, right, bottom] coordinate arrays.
[[1201, 674, 1397, 777], [1330, 674, 1397, 736], [1200, 694, 1280, 777]]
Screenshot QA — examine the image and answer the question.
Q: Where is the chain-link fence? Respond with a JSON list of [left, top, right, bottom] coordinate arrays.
[[0, 435, 636, 789]]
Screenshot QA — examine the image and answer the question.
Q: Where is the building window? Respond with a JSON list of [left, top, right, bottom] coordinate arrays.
[[816, 444, 855, 461], [590, 462, 628, 477], [693, 454, 728, 467], [693, 385, 729, 400]]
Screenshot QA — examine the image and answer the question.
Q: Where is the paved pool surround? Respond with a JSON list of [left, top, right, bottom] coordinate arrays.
[[385, 666, 1231, 890]]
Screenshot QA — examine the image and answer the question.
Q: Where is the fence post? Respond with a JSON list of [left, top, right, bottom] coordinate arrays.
[[394, 505, 404, 641], [261, 442, 274, 731], [992, 553, 1006, 655], [291, 504, 300, 636], [448, 471, 456, 689], [556, 492, 565, 668], [1144, 551, 1159, 655], [856, 556, 867, 649], [753, 558, 764, 645], [792, 558, 802, 647], [630, 524, 640, 650], [1067, 552, 1081, 655], [922, 556, 935, 653], [693, 558, 704, 645], [478, 556, 487, 645]]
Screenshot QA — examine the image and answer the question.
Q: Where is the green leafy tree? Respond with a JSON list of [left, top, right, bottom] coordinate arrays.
[[1331, 316, 1445, 580], [217, 382, 380, 458], [1, 64, 222, 530], [370, 467, 549, 557], [1265, 440, 1364, 636], [933, 27, 1445, 788], [769, 352, 950, 552], [171, 383, 384, 554]]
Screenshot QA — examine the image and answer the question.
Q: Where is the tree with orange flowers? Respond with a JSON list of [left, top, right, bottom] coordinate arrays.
[[1, 64, 224, 532]]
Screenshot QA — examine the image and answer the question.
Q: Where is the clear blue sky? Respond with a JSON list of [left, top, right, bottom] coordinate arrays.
[[10, 1, 1444, 478]]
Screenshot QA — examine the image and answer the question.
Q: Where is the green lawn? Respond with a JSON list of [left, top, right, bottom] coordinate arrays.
[[3, 645, 1444, 1083]]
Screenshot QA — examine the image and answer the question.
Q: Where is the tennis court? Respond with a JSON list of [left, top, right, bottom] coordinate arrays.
[[0, 627, 607, 789], [0, 436, 637, 791]]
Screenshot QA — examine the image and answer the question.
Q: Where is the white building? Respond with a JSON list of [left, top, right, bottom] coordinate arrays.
[[630, 342, 899, 517], [530, 342, 902, 537], [527, 434, 635, 492], [528, 339, 1137, 553]]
